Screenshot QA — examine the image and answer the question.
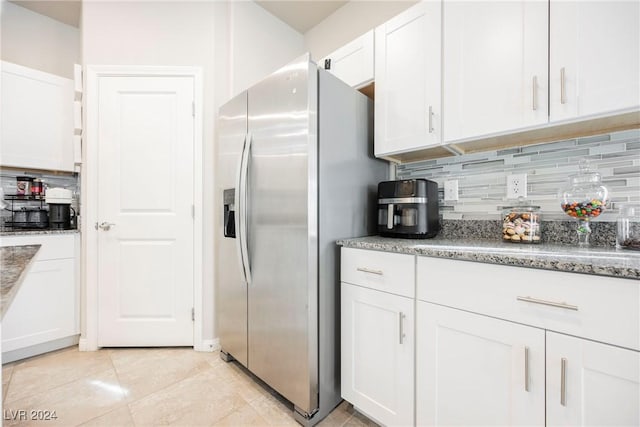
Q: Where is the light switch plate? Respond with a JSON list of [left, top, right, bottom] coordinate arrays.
[[444, 180, 459, 201]]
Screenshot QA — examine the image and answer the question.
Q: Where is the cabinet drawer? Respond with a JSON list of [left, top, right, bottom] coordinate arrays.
[[341, 247, 415, 298], [0, 234, 76, 260], [417, 257, 639, 351]]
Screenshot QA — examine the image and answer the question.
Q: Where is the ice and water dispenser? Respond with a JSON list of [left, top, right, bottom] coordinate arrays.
[[223, 189, 235, 238]]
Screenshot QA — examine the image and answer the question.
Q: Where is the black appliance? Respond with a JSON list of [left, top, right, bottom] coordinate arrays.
[[48, 204, 75, 230], [377, 179, 439, 238]]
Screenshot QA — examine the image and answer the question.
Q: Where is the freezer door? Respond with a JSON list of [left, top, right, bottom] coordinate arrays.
[[216, 92, 248, 367], [246, 54, 319, 414]]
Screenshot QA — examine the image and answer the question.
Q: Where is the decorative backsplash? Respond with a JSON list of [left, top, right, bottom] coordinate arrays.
[[396, 129, 640, 222], [0, 167, 80, 223]]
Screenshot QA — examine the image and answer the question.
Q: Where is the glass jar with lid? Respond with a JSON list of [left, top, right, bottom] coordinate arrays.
[[560, 160, 609, 246], [502, 199, 542, 243], [616, 202, 640, 250]]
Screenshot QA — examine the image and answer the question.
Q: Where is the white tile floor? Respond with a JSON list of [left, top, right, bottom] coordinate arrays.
[[2, 347, 378, 427]]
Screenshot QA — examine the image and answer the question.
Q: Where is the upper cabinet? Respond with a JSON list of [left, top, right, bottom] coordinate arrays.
[[549, 0, 640, 122], [443, 0, 549, 143], [374, 1, 442, 158], [1, 62, 75, 172], [321, 30, 374, 89]]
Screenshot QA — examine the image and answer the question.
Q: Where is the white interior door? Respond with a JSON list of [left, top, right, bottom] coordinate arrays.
[[97, 75, 195, 347]]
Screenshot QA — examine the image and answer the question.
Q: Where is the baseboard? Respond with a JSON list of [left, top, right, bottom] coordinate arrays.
[[2, 335, 80, 363], [78, 338, 89, 352], [194, 338, 220, 352]]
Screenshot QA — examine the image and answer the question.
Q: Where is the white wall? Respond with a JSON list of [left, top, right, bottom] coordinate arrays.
[[304, 0, 418, 60], [1, 0, 80, 79], [81, 0, 304, 346], [227, 1, 305, 100]]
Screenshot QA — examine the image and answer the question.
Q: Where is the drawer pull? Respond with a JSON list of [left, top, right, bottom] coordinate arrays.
[[561, 358, 567, 406], [356, 267, 384, 276], [517, 296, 578, 311], [399, 312, 406, 344], [524, 346, 530, 392]]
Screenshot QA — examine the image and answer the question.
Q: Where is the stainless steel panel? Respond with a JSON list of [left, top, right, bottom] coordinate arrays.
[[216, 92, 248, 367], [246, 54, 318, 413], [316, 69, 388, 422]]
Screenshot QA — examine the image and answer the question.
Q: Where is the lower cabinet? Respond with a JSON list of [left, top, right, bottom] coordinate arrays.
[[1, 234, 79, 361], [546, 332, 640, 427], [417, 302, 545, 426], [341, 282, 414, 426]]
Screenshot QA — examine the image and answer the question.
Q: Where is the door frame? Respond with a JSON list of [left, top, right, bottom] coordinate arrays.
[[81, 65, 204, 351]]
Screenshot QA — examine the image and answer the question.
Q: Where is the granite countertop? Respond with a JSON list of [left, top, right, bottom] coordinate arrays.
[[0, 229, 80, 237], [337, 236, 640, 280], [1, 245, 41, 318]]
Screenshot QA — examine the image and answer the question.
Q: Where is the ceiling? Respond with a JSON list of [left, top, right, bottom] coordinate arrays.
[[255, 1, 348, 33], [10, 0, 81, 28], [9, 1, 347, 33]]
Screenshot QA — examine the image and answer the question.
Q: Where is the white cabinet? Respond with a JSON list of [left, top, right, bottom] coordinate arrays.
[[549, 1, 640, 122], [417, 256, 639, 426], [417, 302, 545, 426], [374, 1, 442, 157], [321, 31, 374, 89], [546, 332, 640, 427], [1, 234, 79, 360], [443, 0, 548, 143], [341, 247, 415, 426], [1, 61, 74, 172]]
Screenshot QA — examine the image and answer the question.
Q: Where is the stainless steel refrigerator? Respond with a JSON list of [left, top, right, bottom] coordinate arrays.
[[215, 54, 387, 425]]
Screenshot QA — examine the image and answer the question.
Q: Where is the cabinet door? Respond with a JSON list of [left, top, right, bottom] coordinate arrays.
[[375, 1, 441, 156], [2, 258, 78, 352], [443, 1, 548, 143], [341, 283, 414, 426], [550, 1, 640, 122], [321, 31, 374, 89], [547, 332, 639, 427], [1, 62, 74, 172], [417, 301, 545, 426]]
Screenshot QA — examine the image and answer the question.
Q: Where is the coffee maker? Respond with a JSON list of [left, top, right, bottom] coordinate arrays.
[[377, 179, 439, 238], [46, 188, 76, 229]]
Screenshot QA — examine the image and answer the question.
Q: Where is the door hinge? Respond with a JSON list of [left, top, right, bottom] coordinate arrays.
[[191, 101, 195, 117], [191, 308, 195, 321]]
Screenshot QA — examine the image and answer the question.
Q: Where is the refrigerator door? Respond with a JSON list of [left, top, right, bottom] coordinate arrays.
[[246, 54, 319, 414], [216, 91, 249, 367]]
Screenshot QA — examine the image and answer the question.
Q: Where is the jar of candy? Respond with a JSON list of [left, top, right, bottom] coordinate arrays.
[[560, 160, 609, 245], [502, 200, 542, 243], [616, 202, 640, 250]]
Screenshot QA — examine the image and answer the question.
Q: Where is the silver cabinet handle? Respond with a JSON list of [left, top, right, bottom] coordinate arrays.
[[532, 76, 538, 111], [399, 312, 406, 344], [517, 296, 578, 311], [561, 358, 567, 406], [428, 105, 434, 133], [356, 267, 383, 276], [524, 346, 530, 392], [97, 222, 115, 231], [560, 67, 566, 104]]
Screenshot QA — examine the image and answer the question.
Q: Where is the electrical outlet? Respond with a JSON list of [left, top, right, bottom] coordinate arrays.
[[444, 180, 459, 201], [507, 174, 527, 199]]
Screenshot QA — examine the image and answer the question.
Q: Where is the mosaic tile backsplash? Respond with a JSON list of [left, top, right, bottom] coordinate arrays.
[[396, 129, 640, 223]]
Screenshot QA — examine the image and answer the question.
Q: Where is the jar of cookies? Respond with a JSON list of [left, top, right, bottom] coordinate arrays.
[[502, 201, 542, 243]]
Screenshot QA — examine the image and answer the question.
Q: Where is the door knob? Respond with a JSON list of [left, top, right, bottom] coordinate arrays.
[[97, 221, 115, 231]]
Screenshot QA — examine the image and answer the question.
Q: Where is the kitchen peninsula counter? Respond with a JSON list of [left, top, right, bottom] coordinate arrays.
[[337, 236, 640, 280], [0, 245, 40, 318]]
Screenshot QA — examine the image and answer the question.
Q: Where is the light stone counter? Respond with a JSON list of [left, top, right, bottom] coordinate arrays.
[[0, 229, 79, 237], [337, 236, 640, 280], [1, 245, 40, 318]]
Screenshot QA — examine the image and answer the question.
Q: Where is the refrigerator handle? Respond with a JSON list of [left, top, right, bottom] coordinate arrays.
[[239, 132, 253, 285], [235, 134, 248, 285]]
